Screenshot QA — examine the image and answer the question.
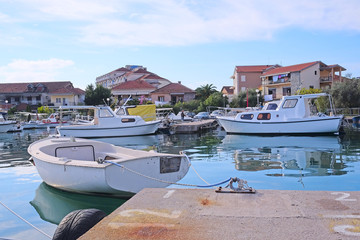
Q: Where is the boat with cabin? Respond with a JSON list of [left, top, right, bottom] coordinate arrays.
[[0, 113, 16, 133], [217, 93, 343, 135], [28, 137, 190, 196], [56, 105, 161, 138]]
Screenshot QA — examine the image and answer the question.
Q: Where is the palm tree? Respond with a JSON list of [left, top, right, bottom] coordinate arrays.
[[195, 84, 217, 101]]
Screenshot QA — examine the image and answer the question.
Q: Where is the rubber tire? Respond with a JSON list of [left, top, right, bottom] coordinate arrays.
[[53, 208, 107, 240]]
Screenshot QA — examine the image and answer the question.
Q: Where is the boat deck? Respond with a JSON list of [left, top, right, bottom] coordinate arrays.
[[80, 188, 360, 239]]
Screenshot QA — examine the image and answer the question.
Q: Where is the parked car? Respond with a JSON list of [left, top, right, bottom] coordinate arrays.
[[210, 110, 224, 118], [194, 112, 210, 120], [186, 112, 196, 118]]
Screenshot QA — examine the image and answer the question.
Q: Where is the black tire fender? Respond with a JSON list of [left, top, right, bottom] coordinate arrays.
[[53, 208, 107, 240]]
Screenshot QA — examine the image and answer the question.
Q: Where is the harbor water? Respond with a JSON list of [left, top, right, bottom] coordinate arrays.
[[1, 128, 360, 239]]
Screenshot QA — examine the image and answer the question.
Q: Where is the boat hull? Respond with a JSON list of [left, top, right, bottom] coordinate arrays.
[[217, 116, 342, 134], [29, 137, 189, 195], [57, 121, 161, 138]]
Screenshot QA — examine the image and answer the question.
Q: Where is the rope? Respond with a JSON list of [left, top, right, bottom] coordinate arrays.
[[0, 200, 52, 239], [104, 160, 231, 188], [180, 151, 210, 185]]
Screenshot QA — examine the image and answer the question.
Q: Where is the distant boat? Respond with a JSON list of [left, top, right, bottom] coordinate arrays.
[[217, 93, 343, 135], [0, 113, 16, 133], [56, 105, 161, 138], [28, 137, 190, 196]]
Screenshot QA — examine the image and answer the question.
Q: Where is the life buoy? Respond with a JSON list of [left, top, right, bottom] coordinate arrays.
[[52, 208, 107, 240]]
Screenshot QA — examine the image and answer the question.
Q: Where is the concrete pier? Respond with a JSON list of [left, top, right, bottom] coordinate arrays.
[[80, 188, 360, 239], [171, 119, 217, 133]]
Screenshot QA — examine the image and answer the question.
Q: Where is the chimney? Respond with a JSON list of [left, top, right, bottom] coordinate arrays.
[[178, 81, 181, 84]]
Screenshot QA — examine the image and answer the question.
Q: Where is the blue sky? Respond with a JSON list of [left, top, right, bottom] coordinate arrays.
[[1, 0, 359, 91]]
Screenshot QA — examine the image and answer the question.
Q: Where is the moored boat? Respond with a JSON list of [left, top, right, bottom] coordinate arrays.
[[217, 93, 343, 135], [56, 105, 161, 138], [28, 137, 190, 196], [0, 113, 16, 133]]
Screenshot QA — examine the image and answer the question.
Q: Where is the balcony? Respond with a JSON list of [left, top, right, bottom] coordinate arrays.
[[320, 77, 333, 82]]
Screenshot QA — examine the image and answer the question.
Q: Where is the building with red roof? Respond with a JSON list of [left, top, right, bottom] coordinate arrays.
[[231, 65, 280, 95], [261, 61, 346, 100], [150, 82, 196, 105], [0, 81, 85, 110], [111, 80, 156, 103], [96, 65, 171, 90]]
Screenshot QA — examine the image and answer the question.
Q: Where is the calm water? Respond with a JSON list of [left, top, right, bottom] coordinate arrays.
[[1, 128, 360, 239]]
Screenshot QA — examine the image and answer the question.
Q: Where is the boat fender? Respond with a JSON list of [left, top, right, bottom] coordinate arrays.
[[52, 208, 107, 240]]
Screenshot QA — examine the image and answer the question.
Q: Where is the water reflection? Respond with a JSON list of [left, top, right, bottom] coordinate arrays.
[[221, 135, 347, 178], [0, 131, 50, 168], [30, 182, 128, 225]]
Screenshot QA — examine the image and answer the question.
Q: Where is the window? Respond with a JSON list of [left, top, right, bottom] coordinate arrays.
[[121, 118, 136, 123], [257, 113, 271, 120], [282, 99, 297, 108], [266, 103, 278, 110], [241, 75, 246, 82], [99, 108, 114, 118], [315, 71, 317, 75], [309, 85, 314, 89], [240, 114, 254, 120], [241, 87, 246, 92], [158, 96, 165, 102], [27, 96, 32, 101], [56, 98, 61, 103], [36, 96, 41, 101]]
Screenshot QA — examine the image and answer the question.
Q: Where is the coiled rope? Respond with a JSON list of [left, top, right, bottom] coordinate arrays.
[[0, 200, 52, 239]]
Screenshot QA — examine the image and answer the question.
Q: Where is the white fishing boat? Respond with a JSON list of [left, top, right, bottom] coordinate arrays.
[[56, 105, 161, 138], [0, 113, 16, 133], [28, 137, 190, 196], [217, 93, 343, 135]]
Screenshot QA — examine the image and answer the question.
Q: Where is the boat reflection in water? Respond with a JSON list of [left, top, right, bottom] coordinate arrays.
[[221, 135, 346, 179], [30, 182, 128, 225]]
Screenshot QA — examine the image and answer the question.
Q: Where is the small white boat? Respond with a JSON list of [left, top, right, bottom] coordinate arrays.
[[0, 113, 16, 133], [217, 93, 343, 135], [56, 105, 161, 138], [28, 137, 190, 196]]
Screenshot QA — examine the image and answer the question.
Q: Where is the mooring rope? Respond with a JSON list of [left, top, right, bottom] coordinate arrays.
[[180, 151, 210, 185], [104, 160, 231, 188], [0, 200, 52, 239]]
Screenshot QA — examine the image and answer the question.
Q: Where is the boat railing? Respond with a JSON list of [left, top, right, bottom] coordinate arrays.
[[333, 107, 360, 116]]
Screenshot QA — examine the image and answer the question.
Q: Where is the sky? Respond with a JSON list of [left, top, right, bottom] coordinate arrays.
[[0, 0, 360, 91]]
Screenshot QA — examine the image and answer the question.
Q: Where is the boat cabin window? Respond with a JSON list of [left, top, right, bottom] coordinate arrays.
[[266, 103, 278, 110], [282, 99, 297, 108], [257, 113, 271, 120], [99, 108, 114, 118], [240, 114, 254, 120], [121, 118, 136, 123]]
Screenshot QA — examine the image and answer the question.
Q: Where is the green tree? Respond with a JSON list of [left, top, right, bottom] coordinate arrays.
[[330, 78, 360, 108], [85, 84, 112, 106], [195, 84, 218, 101], [295, 88, 322, 95], [230, 89, 261, 108], [37, 106, 54, 114]]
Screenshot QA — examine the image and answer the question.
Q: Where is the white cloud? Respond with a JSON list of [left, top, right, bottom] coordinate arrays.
[[0, 59, 74, 83], [3, 0, 360, 46]]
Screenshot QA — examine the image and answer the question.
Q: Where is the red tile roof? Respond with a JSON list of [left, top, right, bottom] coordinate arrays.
[[151, 83, 195, 94], [0, 81, 76, 94], [51, 87, 85, 95], [112, 80, 155, 90], [262, 61, 320, 76], [235, 65, 276, 73], [142, 74, 165, 80]]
